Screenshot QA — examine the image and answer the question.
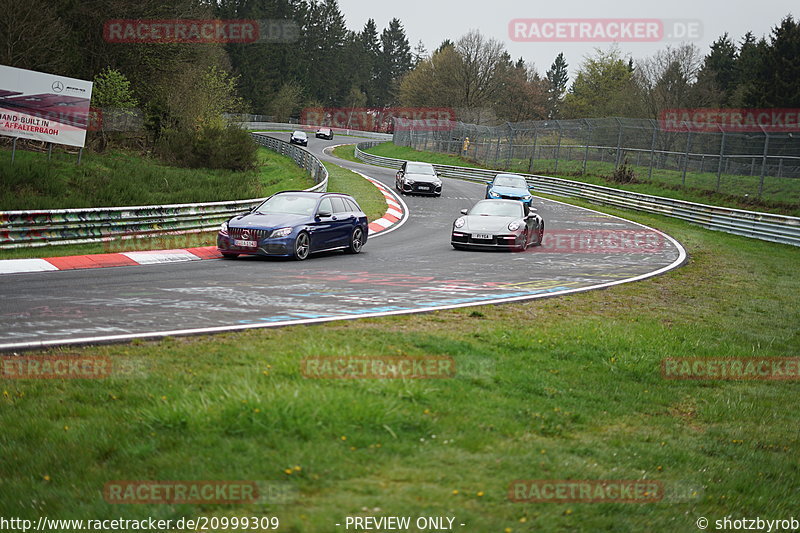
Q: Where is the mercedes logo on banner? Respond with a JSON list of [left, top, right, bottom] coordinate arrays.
[[51, 81, 64, 93]]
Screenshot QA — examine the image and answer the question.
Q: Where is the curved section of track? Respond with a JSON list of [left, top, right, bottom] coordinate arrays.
[[0, 135, 685, 351]]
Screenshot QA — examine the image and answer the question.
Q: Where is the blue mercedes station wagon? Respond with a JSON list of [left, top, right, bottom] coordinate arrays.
[[218, 191, 369, 261]]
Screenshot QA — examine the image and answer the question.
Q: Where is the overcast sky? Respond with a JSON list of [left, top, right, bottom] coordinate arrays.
[[337, 0, 796, 79]]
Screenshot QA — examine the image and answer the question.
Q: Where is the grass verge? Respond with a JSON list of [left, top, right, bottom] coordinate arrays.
[[323, 160, 387, 222], [0, 151, 389, 260], [0, 147, 311, 211], [1, 199, 798, 531], [362, 142, 800, 216]]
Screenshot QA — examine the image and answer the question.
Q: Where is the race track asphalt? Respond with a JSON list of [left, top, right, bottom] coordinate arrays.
[[0, 134, 685, 350]]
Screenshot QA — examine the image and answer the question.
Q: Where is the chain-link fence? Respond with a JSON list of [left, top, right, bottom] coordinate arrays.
[[393, 117, 800, 205]]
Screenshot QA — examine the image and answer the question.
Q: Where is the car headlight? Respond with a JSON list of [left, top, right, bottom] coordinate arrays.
[[220, 221, 229, 234], [454, 217, 465, 228], [270, 227, 293, 238], [488, 190, 500, 198], [405, 178, 415, 185], [508, 221, 521, 231], [522, 195, 532, 200]]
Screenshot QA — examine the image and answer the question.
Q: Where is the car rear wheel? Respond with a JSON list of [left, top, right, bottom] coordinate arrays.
[[294, 231, 310, 261], [345, 227, 364, 254]]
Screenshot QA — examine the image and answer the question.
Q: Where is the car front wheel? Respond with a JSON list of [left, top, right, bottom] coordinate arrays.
[[294, 231, 310, 261], [516, 231, 529, 252]]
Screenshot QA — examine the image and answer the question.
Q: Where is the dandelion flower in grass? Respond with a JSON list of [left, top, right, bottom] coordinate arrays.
[[340, 435, 347, 441], [504, 528, 512, 533], [161, 396, 167, 401], [293, 466, 301, 472], [518, 517, 527, 523], [253, 408, 261, 413], [452, 490, 459, 495], [43, 475, 51, 481], [63, 426, 69, 431], [564, 509, 573, 515], [284, 468, 293, 475], [476, 491, 484, 497]]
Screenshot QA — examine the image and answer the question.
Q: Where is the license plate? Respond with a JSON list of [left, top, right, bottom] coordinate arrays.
[[234, 239, 257, 248], [474, 234, 492, 239], [417, 185, 430, 190]]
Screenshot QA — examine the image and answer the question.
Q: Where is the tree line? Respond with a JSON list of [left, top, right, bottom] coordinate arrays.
[[1, 0, 415, 130], [402, 15, 800, 124], [1, 0, 797, 132]]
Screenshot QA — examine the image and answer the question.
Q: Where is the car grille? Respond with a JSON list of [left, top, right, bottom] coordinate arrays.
[[500, 195, 521, 200], [412, 183, 440, 193], [228, 227, 270, 240]]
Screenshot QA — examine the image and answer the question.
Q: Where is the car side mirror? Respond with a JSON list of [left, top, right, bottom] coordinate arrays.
[[317, 210, 332, 218], [486, 181, 493, 186], [460, 209, 468, 215]]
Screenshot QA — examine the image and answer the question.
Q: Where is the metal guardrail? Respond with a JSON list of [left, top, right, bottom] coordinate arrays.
[[238, 121, 393, 141], [0, 134, 328, 249], [355, 142, 800, 247]]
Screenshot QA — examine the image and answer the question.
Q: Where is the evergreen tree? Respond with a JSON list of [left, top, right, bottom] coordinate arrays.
[[545, 53, 569, 118], [754, 15, 800, 107], [694, 33, 738, 106], [375, 18, 413, 106]]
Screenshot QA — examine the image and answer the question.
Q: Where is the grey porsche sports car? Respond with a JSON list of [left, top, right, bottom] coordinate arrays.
[[451, 199, 544, 251]]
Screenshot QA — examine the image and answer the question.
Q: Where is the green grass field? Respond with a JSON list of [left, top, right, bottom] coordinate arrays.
[[358, 143, 800, 216], [0, 151, 385, 260], [2, 196, 798, 531], [0, 147, 314, 211]]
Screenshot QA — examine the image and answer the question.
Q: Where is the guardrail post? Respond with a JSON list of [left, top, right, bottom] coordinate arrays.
[[614, 118, 623, 167]]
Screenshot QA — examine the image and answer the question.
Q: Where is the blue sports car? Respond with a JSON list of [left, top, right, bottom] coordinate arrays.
[[218, 191, 368, 261], [485, 173, 533, 207]]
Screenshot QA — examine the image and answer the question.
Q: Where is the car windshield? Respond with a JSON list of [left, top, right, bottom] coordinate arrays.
[[493, 175, 528, 189], [293, 131, 306, 138], [255, 195, 317, 215], [469, 201, 523, 218], [406, 163, 436, 175]]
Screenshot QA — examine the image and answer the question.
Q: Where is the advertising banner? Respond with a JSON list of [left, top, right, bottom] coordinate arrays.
[[0, 65, 93, 148]]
